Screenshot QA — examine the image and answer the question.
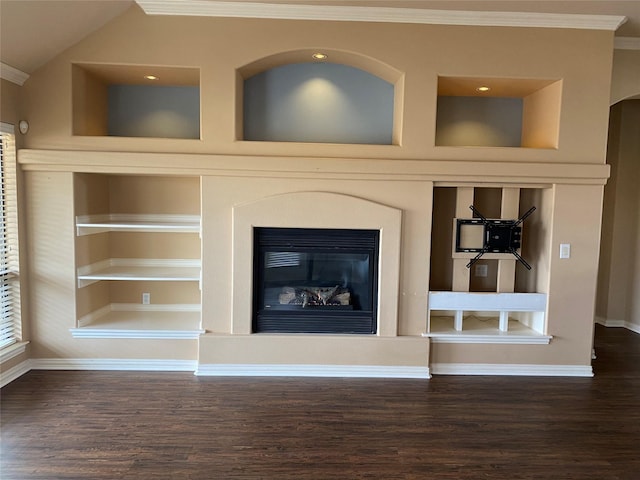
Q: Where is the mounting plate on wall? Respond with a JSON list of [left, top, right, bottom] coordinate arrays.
[[455, 205, 536, 270]]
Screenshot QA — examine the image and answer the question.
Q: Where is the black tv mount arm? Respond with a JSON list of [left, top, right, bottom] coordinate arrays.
[[464, 205, 536, 270]]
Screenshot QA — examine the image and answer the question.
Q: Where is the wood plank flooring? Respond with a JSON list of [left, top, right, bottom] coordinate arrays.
[[2, 324, 639, 479]]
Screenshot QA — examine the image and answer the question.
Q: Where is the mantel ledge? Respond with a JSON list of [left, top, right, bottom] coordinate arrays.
[[18, 150, 609, 185]]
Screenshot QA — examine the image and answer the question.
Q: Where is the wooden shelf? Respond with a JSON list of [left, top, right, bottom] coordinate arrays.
[[77, 259, 201, 287], [71, 304, 203, 339], [76, 214, 200, 235]]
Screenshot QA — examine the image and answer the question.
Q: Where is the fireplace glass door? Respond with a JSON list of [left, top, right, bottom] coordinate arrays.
[[253, 228, 379, 334]]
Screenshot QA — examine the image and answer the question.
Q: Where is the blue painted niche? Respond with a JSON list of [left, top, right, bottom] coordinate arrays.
[[243, 62, 394, 144], [108, 85, 200, 139]]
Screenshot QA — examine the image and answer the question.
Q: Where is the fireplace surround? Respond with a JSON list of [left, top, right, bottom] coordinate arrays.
[[230, 191, 403, 337]]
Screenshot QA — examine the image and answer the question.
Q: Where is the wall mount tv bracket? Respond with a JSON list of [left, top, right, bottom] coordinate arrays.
[[455, 205, 536, 270]]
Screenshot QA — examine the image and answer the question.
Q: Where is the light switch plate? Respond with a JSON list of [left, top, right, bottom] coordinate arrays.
[[560, 243, 571, 259]]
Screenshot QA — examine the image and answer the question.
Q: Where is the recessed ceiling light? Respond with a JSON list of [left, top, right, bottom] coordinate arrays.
[[312, 53, 328, 60], [144, 75, 159, 80], [476, 86, 491, 92]]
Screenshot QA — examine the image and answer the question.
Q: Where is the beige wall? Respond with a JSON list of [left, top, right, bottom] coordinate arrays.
[[11, 5, 623, 373], [1, 78, 20, 128], [611, 50, 640, 105], [19, 6, 614, 164], [597, 100, 640, 331]]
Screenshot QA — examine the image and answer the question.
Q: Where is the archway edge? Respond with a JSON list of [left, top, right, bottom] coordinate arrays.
[[237, 48, 403, 84]]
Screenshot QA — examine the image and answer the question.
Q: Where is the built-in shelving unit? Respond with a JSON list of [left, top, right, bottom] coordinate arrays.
[[427, 185, 552, 344], [73, 174, 202, 339]]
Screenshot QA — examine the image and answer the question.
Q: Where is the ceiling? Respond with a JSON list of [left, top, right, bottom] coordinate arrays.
[[1, 0, 639, 76]]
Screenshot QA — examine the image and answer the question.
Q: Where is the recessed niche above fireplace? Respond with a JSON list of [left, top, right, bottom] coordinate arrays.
[[253, 228, 379, 334]]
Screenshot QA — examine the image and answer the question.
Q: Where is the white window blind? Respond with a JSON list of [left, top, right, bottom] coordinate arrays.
[[0, 127, 21, 349]]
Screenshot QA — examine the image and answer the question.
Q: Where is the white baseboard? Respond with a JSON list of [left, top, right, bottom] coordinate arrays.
[[595, 317, 640, 334], [30, 358, 198, 371], [1, 359, 601, 386], [196, 364, 432, 379], [431, 363, 593, 377], [1, 358, 199, 387], [627, 323, 640, 334], [0, 359, 32, 388]]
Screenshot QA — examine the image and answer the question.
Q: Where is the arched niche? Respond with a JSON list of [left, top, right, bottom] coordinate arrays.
[[236, 49, 404, 145]]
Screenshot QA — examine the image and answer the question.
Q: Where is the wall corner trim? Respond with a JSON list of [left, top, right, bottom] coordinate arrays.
[[136, 1, 626, 31], [0, 62, 29, 86]]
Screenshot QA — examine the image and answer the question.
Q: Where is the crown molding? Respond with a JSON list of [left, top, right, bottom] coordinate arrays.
[[614, 36, 640, 50], [136, 1, 627, 31], [0, 62, 29, 86]]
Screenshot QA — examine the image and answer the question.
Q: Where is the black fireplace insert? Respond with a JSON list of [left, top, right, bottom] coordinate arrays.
[[253, 228, 379, 334]]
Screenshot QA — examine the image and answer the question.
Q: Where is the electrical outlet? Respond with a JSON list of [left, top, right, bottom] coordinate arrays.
[[142, 293, 151, 305], [475, 264, 488, 277]]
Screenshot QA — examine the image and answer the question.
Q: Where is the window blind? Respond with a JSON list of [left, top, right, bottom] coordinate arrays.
[[0, 130, 21, 349]]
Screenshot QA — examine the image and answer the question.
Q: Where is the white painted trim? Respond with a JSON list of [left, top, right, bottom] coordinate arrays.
[[195, 364, 431, 379], [136, 1, 626, 31], [77, 258, 201, 287], [0, 62, 29, 86], [614, 37, 640, 50], [0, 122, 15, 135], [76, 213, 200, 235], [626, 323, 640, 335], [596, 317, 640, 334], [430, 363, 593, 377], [596, 318, 626, 328], [69, 328, 204, 339], [0, 359, 31, 387], [424, 333, 552, 344], [0, 341, 29, 363], [30, 358, 198, 371], [429, 292, 547, 311]]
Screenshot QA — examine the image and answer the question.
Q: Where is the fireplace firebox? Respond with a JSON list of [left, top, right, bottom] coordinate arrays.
[[253, 228, 379, 334]]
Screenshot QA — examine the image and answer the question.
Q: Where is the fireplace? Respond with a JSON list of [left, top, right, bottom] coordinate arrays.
[[253, 228, 379, 334]]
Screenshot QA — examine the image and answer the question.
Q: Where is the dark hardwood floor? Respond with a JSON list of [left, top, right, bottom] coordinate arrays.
[[2, 324, 639, 480]]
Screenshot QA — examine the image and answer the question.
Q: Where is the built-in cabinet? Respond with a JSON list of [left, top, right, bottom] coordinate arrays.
[[65, 63, 564, 345], [71, 174, 203, 338]]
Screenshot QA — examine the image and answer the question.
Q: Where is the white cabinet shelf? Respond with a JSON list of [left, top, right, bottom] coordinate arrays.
[[424, 291, 551, 344], [70, 304, 203, 339], [77, 259, 201, 287], [76, 214, 200, 235]]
